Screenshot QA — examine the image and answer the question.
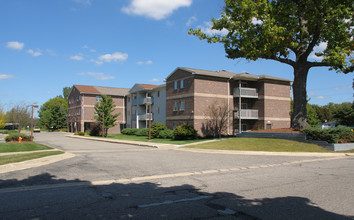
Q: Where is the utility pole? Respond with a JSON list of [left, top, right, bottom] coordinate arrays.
[[148, 102, 152, 141], [102, 111, 105, 138]]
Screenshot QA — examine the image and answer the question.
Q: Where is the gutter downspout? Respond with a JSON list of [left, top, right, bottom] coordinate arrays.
[[227, 76, 232, 135]]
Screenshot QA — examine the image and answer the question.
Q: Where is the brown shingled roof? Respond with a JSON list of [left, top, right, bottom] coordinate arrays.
[[74, 85, 130, 96], [136, 84, 161, 89]]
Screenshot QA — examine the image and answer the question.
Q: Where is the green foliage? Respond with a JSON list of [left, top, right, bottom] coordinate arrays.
[[303, 126, 354, 143], [78, 132, 85, 136], [121, 128, 139, 135], [94, 95, 120, 136], [306, 104, 319, 127], [332, 102, 354, 126], [173, 124, 198, 140], [151, 122, 167, 138], [136, 128, 149, 136], [5, 133, 32, 142], [5, 104, 31, 133], [158, 129, 174, 139], [0, 108, 5, 129], [38, 96, 67, 130], [62, 87, 71, 100], [89, 123, 101, 136]]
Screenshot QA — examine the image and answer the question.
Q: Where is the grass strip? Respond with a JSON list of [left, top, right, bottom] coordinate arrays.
[[0, 142, 52, 153], [0, 151, 64, 165], [184, 137, 334, 152], [106, 134, 211, 145]]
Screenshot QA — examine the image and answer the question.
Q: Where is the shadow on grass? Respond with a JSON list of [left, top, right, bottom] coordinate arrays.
[[0, 173, 351, 219]]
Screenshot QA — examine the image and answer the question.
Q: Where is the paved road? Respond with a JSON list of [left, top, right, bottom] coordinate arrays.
[[0, 132, 353, 219]]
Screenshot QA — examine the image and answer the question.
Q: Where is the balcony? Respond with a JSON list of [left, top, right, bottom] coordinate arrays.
[[138, 113, 153, 121], [234, 109, 258, 119], [139, 97, 154, 105], [233, 87, 258, 98]]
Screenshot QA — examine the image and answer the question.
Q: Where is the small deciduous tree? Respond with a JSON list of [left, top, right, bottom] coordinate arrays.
[[0, 107, 6, 129], [94, 95, 119, 136], [202, 101, 230, 138], [190, 0, 353, 129], [5, 104, 31, 133]]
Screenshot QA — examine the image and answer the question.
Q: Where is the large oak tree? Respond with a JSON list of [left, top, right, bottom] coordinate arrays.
[[190, 0, 353, 128]]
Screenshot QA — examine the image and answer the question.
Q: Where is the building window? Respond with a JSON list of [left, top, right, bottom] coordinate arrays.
[[133, 94, 137, 100], [157, 91, 160, 97], [180, 80, 184, 89], [173, 124, 179, 129], [174, 102, 178, 111], [127, 97, 130, 102], [156, 107, 160, 114], [96, 96, 101, 102], [174, 81, 178, 90], [180, 101, 185, 111], [241, 103, 248, 109]]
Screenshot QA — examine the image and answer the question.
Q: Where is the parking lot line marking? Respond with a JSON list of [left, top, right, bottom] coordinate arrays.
[[137, 195, 213, 208]]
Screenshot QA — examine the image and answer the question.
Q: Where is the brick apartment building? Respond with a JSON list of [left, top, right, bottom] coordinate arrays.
[[68, 85, 129, 133], [165, 67, 291, 135], [126, 83, 166, 129], [68, 67, 291, 136]]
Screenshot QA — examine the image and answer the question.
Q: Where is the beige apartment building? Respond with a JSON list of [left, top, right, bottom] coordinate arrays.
[[67, 85, 129, 133], [165, 67, 291, 136]]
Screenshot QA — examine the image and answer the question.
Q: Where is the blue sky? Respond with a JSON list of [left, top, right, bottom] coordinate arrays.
[[0, 0, 353, 114]]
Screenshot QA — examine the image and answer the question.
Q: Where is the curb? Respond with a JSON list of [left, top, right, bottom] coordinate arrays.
[[176, 148, 354, 157], [66, 134, 163, 148], [0, 149, 59, 156], [0, 152, 76, 174]]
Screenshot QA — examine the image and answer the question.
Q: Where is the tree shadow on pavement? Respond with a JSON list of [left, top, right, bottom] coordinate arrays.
[[0, 173, 351, 219]]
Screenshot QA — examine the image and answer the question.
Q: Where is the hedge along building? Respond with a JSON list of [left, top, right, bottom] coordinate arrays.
[[165, 67, 292, 136], [67, 85, 130, 133]]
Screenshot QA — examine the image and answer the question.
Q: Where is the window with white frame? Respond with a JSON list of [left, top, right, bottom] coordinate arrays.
[[180, 101, 185, 111], [174, 102, 178, 111], [174, 81, 178, 90], [180, 79, 184, 88], [96, 96, 101, 102], [156, 107, 160, 114]]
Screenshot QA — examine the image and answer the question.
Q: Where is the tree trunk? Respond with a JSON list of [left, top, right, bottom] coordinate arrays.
[[292, 64, 310, 129]]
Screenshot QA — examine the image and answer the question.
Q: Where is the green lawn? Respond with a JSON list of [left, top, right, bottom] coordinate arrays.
[[105, 134, 212, 145], [0, 142, 52, 153], [184, 137, 335, 152], [0, 151, 64, 165]]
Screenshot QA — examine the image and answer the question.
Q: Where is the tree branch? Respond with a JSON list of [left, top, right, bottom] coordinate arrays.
[[269, 55, 296, 67]]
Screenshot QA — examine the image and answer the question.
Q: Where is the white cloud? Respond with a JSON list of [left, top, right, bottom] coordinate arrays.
[[186, 16, 197, 26], [137, 60, 153, 65], [90, 49, 96, 53], [98, 52, 128, 63], [122, 0, 192, 20], [82, 45, 89, 49], [73, 0, 92, 6], [309, 42, 327, 60], [70, 54, 84, 61], [89, 59, 103, 65], [79, 72, 114, 80], [149, 78, 159, 82], [6, 41, 24, 50], [198, 21, 228, 36], [0, 74, 14, 80], [27, 49, 42, 57], [45, 49, 56, 56]]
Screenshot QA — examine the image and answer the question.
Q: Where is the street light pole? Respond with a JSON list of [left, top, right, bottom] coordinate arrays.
[[31, 104, 39, 141]]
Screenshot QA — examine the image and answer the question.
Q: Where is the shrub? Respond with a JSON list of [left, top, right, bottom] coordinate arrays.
[[121, 128, 139, 135], [158, 129, 174, 139], [173, 124, 198, 140], [303, 126, 354, 143], [151, 122, 167, 138], [5, 133, 32, 142], [78, 132, 85, 136], [90, 123, 101, 136], [136, 128, 149, 136]]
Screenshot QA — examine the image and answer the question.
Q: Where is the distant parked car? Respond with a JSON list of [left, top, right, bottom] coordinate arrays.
[[33, 126, 40, 133]]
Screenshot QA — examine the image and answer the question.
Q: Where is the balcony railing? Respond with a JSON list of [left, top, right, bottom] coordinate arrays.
[[138, 113, 153, 121], [235, 109, 258, 119], [139, 97, 154, 105], [233, 88, 258, 98]]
